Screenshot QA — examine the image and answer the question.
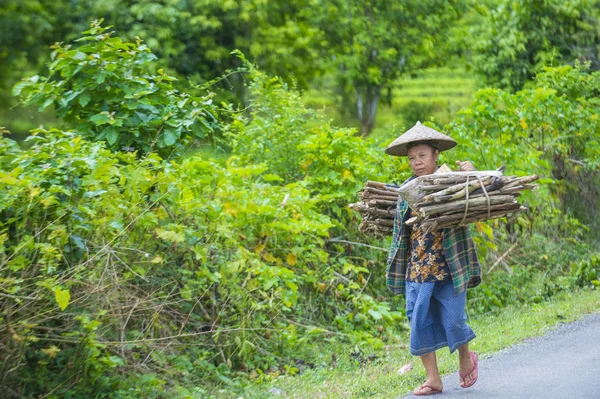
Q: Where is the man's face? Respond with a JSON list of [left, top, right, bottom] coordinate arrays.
[[407, 144, 439, 176]]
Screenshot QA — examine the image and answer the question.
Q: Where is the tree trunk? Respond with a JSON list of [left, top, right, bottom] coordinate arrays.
[[357, 85, 381, 136]]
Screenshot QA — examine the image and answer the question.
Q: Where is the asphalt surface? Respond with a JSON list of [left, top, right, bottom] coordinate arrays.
[[402, 313, 600, 398]]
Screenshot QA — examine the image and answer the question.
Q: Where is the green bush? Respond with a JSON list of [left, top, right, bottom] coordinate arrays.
[[1, 29, 407, 397], [3, 21, 600, 399], [398, 100, 435, 125], [468, 253, 600, 315], [13, 21, 217, 158], [0, 128, 344, 395], [444, 64, 600, 246], [570, 255, 600, 288]]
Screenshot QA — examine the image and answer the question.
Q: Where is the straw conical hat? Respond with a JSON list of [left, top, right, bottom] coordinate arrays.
[[385, 121, 457, 156]]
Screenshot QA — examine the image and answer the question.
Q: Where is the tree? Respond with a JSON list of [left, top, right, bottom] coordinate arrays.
[[0, 0, 59, 107], [14, 21, 217, 157], [1, 0, 324, 112], [311, 0, 467, 135], [60, 0, 323, 89], [470, 0, 600, 91]]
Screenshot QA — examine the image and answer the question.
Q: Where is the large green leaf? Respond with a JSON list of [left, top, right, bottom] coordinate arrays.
[[54, 288, 70, 311]]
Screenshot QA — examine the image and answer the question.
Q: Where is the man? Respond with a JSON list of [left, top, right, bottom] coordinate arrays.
[[385, 122, 480, 395]]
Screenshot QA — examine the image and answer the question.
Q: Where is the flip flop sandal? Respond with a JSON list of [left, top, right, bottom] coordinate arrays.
[[414, 384, 443, 396], [459, 351, 479, 388]]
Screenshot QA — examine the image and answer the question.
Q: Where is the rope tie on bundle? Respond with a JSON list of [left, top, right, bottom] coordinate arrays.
[[478, 175, 492, 220], [459, 174, 491, 225], [459, 175, 470, 225]]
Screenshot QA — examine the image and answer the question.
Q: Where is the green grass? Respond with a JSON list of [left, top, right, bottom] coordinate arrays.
[[210, 286, 600, 398], [303, 67, 477, 143]]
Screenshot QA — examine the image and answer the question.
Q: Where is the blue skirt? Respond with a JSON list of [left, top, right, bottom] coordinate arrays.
[[405, 279, 475, 356]]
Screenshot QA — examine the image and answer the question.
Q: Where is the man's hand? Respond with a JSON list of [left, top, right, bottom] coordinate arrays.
[[456, 160, 475, 171]]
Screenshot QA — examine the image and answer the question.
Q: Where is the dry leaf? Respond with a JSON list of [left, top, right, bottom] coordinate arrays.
[[398, 362, 413, 375]]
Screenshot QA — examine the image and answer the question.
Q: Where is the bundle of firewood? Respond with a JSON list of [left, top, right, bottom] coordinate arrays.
[[350, 169, 538, 236], [349, 181, 400, 235]]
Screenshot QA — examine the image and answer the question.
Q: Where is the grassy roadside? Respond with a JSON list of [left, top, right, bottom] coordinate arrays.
[[211, 286, 600, 399]]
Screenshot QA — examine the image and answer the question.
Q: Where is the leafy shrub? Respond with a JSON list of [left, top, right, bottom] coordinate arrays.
[[224, 62, 403, 229], [570, 255, 600, 288], [13, 20, 217, 157], [1, 66, 404, 397], [470, 0, 600, 91], [4, 21, 600, 399], [0, 128, 339, 395], [439, 64, 600, 315], [468, 252, 599, 315], [444, 64, 600, 243], [398, 100, 435, 125]]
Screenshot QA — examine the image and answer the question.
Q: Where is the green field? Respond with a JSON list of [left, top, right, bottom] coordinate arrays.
[[304, 67, 477, 141]]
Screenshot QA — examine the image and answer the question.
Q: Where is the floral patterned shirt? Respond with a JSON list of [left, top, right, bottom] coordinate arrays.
[[386, 195, 482, 296], [406, 209, 450, 282]]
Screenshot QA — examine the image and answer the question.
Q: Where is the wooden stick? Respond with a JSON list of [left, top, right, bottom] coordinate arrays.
[[367, 199, 398, 207], [437, 202, 521, 217], [423, 182, 470, 201], [420, 184, 455, 192], [434, 206, 526, 229], [430, 203, 521, 223], [405, 216, 419, 226], [359, 223, 393, 234], [502, 175, 538, 189], [361, 188, 399, 196], [327, 238, 389, 252], [407, 204, 521, 227], [374, 218, 395, 227], [422, 206, 526, 231], [365, 181, 388, 189], [364, 208, 396, 217], [425, 176, 493, 203], [361, 195, 398, 203], [488, 242, 518, 273], [457, 185, 525, 200], [418, 195, 516, 217], [349, 203, 367, 211], [366, 181, 399, 191], [364, 187, 401, 197], [420, 174, 471, 183]]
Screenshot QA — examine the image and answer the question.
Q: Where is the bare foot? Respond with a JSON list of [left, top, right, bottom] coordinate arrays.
[[459, 351, 477, 388], [413, 378, 443, 396]]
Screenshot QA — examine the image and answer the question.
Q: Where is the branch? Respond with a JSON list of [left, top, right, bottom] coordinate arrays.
[[327, 239, 389, 252]]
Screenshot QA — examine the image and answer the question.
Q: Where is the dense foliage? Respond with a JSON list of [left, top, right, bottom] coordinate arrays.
[[2, 27, 406, 397], [449, 64, 600, 233], [14, 21, 218, 158], [471, 0, 600, 91], [1, 15, 599, 399], [4, 1, 600, 136], [0, 0, 324, 115], [309, 0, 466, 134]]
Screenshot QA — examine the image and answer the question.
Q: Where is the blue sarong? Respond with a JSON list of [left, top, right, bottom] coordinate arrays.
[[405, 279, 475, 356]]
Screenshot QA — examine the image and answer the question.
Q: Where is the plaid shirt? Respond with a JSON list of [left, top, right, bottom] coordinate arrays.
[[386, 195, 482, 296]]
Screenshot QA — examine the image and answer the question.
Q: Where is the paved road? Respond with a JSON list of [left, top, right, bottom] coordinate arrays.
[[402, 313, 600, 398]]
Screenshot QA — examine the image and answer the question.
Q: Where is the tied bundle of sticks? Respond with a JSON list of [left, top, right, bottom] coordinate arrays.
[[350, 167, 539, 236], [349, 181, 401, 236]]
